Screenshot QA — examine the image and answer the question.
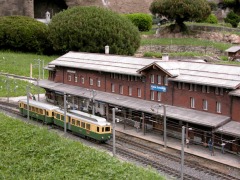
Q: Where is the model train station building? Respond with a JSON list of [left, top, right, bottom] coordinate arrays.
[[39, 51, 240, 153]]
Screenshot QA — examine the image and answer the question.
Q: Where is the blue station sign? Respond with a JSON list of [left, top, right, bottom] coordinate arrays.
[[150, 85, 167, 92]]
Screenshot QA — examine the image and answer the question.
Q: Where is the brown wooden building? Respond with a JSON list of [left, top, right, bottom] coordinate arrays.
[[39, 51, 240, 153]]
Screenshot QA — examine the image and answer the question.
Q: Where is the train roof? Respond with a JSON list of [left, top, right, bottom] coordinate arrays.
[[55, 109, 111, 126], [19, 99, 60, 111]]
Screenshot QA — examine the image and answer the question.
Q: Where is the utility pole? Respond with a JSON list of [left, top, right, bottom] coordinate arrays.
[[64, 92, 67, 134]]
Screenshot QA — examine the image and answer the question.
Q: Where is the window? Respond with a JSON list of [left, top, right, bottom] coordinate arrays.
[[102, 127, 104, 132], [81, 122, 85, 128], [81, 77, 84, 84], [127, 75, 130, 81], [74, 75, 78, 83], [119, 74, 122, 80], [131, 76, 134, 81], [105, 127, 110, 132], [86, 124, 90, 130], [203, 99, 208, 110], [190, 97, 195, 108], [164, 75, 168, 85], [111, 83, 115, 92], [215, 87, 219, 95], [194, 84, 197, 91], [137, 88, 141, 97], [68, 74, 71, 81], [207, 86, 210, 93], [89, 78, 93, 85], [150, 74, 154, 83], [151, 91, 154, 100], [157, 92, 161, 101], [77, 121, 80, 126], [97, 127, 99, 132], [182, 83, 185, 89], [189, 84, 193, 91], [97, 79, 101, 87], [216, 102, 221, 113], [128, 87, 132, 96], [110, 73, 114, 79], [119, 85, 123, 94], [135, 76, 138, 81], [202, 85, 206, 93], [157, 75, 161, 84], [220, 88, 223, 95], [72, 119, 76, 125], [178, 82, 182, 89]]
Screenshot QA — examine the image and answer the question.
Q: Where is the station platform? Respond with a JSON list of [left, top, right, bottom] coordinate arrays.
[[115, 123, 240, 169], [3, 95, 240, 169]]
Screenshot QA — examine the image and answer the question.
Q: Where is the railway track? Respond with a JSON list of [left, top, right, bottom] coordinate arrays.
[[113, 134, 240, 180], [0, 101, 239, 180], [102, 142, 199, 180]]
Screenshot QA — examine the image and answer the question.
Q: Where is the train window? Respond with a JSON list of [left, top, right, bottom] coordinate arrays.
[[36, 108, 38, 113], [61, 115, 64, 121], [86, 124, 90, 130], [102, 127, 104, 132], [46, 111, 49, 116], [105, 127, 110, 132], [77, 121, 80, 126], [72, 119, 75, 125], [81, 122, 85, 128], [39, 109, 43, 115], [97, 127, 99, 132], [57, 114, 60, 119], [52, 112, 54, 117]]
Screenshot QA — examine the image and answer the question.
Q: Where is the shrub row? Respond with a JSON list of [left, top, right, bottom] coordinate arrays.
[[124, 13, 152, 31], [0, 7, 141, 55], [0, 16, 51, 54]]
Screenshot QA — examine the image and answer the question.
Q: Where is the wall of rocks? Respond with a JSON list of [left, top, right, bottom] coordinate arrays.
[[137, 45, 225, 56]]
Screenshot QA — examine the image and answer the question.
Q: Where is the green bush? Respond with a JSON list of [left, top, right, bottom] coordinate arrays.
[[124, 13, 152, 31], [204, 14, 218, 24], [224, 11, 240, 28], [0, 16, 50, 54], [48, 6, 141, 55], [208, 1, 218, 11]]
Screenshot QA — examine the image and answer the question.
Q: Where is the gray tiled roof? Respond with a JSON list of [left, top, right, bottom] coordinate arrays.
[[216, 121, 240, 137], [225, 46, 240, 53], [48, 51, 240, 89], [49, 51, 161, 76]]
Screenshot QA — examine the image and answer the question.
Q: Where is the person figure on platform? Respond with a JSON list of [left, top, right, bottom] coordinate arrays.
[[186, 138, 189, 148], [208, 139, 212, 151], [221, 142, 225, 154]]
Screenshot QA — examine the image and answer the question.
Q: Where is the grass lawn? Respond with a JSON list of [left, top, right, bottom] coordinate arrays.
[[0, 113, 164, 180], [0, 51, 57, 97], [0, 51, 57, 78]]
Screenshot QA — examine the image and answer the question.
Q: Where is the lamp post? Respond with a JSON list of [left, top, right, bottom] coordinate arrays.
[[64, 92, 67, 134], [151, 104, 167, 148], [26, 85, 30, 120], [181, 126, 192, 180], [112, 107, 121, 157], [181, 126, 185, 180]]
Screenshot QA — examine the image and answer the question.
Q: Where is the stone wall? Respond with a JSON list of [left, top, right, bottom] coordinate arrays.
[[0, 0, 153, 18], [137, 45, 225, 56]]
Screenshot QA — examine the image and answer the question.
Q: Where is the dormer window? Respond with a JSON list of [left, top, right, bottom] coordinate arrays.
[[150, 74, 154, 83]]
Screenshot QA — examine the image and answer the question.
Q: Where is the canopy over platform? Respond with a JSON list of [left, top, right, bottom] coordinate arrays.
[[38, 80, 230, 128], [216, 121, 240, 138]]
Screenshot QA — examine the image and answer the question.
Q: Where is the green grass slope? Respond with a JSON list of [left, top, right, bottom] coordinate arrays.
[[0, 113, 164, 180]]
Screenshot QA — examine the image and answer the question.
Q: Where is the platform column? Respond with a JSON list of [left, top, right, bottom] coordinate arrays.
[[123, 109, 126, 130], [142, 112, 145, 135], [212, 131, 215, 156], [186, 123, 189, 144], [106, 104, 109, 121]]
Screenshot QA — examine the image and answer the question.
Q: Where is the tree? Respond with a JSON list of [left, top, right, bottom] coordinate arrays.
[[223, 0, 240, 14], [150, 0, 211, 32], [48, 6, 141, 55], [224, 11, 240, 28]]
